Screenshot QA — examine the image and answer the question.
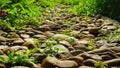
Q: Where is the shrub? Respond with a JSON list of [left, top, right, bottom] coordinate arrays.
[[43, 41, 59, 56], [71, 0, 97, 16], [0, 0, 41, 30], [71, 0, 120, 21]]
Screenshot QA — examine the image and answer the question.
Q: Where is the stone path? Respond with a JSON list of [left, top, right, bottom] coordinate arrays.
[[0, 4, 120, 68]]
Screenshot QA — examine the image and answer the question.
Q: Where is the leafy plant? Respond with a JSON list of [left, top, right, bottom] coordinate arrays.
[[87, 39, 96, 51], [0, 50, 36, 66], [86, 45, 94, 51], [33, 38, 41, 47], [94, 61, 108, 68], [66, 37, 77, 45], [103, 30, 120, 43], [43, 41, 59, 56], [71, 0, 120, 21], [0, 19, 13, 31], [0, 0, 41, 30], [32, 38, 42, 53], [7, 33, 13, 38]]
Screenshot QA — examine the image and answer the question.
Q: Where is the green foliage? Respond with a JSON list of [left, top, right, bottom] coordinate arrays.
[[43, 41, 59, 56], [87, 39, 96, 51], [0, 0, 11, 8], [7, 33, 14, 38], [33, 38, 41, 47], [103, 30, 120, 43], [0, 0, 41, 30], [71, 0, 120, 21], [60, 29, 72, 36], [32, 38, 42, 53], [88, 39, 96, 46], [37, 0, 59, 8], [94, 61, 108, 68], [60, 0, 80, 5], [86, 45, 94, 51], [0, 20, 14, 31], [0, 50, 36, 66], [66, 37, 77, 45], [71, 0, 97, 16], [50, 36, 61, 43]]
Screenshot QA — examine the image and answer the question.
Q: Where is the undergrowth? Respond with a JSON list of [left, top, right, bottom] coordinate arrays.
[[0, 0, 120, 31], [0, 0, 60, 31], [60, 0, 80, 5], [0, 50, 36, 67], [71, 0, 120, 21], [0, 0, 42, 30]]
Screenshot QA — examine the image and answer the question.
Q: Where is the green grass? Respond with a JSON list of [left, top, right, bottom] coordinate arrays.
[[37, 0, 59, 8], [60, 0, 80, 5]]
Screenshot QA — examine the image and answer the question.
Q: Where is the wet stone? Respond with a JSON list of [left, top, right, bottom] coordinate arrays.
[[13, 38, 24, 45], [0, 64, 5, 68], [67, 56, 84, 64], [11, 66, 29, 68], [74, 43, 87, 51], [22, 38, 37, 49], [101, 55, 113, 60], [37, 25, 51, 32], [0, 36, 7, 42], [26, 31, 35, 36], [83, 59, 96, 66], [20, 34, 30, 39], [57, 52, 72, 60], [96, 40, 108, 47], [59, 41, 71, 47], [68, 46, 75, 51], [70, 50, 84, 56], [104, 58, 120, 66], [0, 50, 4, 55], [0, 42, 7, 45], [78, 66, 93, 68], [80, 53, 102, 60], [88, 27, 100, 36], [10, 46, 28, 51], [32, 53, 47, 63], [33, 35, 46, 38], [41, 56, 78, 68]]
